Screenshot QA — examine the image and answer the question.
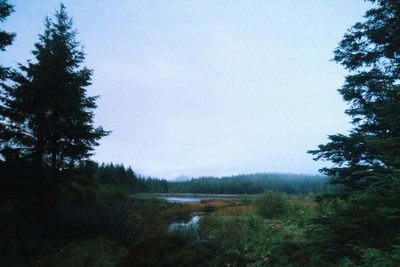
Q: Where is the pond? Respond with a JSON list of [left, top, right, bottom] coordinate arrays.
[[168, 213, 202, 231], [159, 194, 254, 203], [163, 196, 203, 203]]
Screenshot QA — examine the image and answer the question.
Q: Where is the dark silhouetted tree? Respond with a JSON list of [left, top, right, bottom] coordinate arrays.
[[0, 5, 108, 170], [0, 0, 15, 79], [309, 0, 400, 192], [0, 0, 15, 158], [308, 0, 400, 262]]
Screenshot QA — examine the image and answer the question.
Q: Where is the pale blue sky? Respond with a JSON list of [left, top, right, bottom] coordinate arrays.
[[2, 1, 371, 179]]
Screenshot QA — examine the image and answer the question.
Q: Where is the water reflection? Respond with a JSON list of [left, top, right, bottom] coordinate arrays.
[[163, 197, 203, 203], [169, 213, 201, 230]]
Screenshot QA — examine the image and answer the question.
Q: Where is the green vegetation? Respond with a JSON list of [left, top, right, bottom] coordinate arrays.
[[83, 163, 331, 195], [305, 0, 400, 265], [42, 237, 127, 267], [199, 193, 317, 266], [94, 162, 168, 193], [1, 0, 400, 266], [169, 173, 330, 195], [254, 191, 291, 219], [0, 0, 15, 81], [1, 4, 108, 168]]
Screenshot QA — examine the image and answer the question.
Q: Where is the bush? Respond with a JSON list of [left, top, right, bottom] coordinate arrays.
[[121, 234, 216, 267], [254, 192, 290, 219], [56, 178, 174, 245], [46, 237, 126, 267], [201, 204, 216, 212]]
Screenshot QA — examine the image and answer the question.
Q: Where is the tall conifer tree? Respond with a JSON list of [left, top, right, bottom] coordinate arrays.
[[0, 4, 108, 170], [309, 0, 400, 191], [0, 0, 15, 155], [0, 0, 15, 79], [308, 0, 400, 261]]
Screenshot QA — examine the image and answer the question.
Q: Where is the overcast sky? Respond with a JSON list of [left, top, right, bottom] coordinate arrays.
[[2, 1, 371, 179]]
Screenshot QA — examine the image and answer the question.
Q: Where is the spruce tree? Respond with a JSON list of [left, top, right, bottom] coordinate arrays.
[[308, 0, 400, 262], [309, 0, 400, 191], [0, 0, 15, 79], [0, 4, 108, 170], [0, 0, 15, 154]]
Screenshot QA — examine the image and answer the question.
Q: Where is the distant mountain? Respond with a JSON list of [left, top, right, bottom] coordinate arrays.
[[172, 175, 192, 182]]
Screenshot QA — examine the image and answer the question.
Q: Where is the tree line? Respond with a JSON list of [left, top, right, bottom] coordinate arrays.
[[306, 0, 400, 264], [93, 162, 168, 193], [80, 163, 329, 195], [1, 0, 400, 265], [168, 173, 330, 195]]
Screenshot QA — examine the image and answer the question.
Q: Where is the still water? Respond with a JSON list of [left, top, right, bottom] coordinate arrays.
[[163, 197, 203, 203], [169, 214, 201, 230]]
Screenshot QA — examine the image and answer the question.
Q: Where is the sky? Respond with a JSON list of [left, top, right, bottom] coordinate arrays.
[[1, 1, 371, 179]]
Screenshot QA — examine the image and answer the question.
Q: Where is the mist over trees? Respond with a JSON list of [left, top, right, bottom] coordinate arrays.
[[1, 0, 400, 266], [88, 163, 329, 195], [169, 173, 329, 195]]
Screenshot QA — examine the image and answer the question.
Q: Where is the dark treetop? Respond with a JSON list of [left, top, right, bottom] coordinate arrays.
[[0, 4, 108, 170]]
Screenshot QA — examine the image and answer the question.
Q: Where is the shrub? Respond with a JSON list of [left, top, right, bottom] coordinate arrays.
[[254, 192, 290, 219], [121, 234, 216, 267], [45, 237, 126, 267], [202, 204, 216, 212]]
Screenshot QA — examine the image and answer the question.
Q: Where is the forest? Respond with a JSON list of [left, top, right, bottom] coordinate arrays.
[[1, 0, 400, 266], [94, 162, 330, 195], [168, 173, 329, 195]]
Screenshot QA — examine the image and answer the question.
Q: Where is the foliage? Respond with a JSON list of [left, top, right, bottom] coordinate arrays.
[[57, 174, 173, 245], [357, 246, 400, 267], [309, 0, 400, 189], [0, 0, 15, 80], [308, 173, 400, 262], [96, 162, 169, 193], [0, 0, 15, 161], [254, 191, 291, 219], [92, 170, 331, 195], [0, 0, 14, 49], [121, 234, 216, 267], [45, 237, 127, 267], [308, 0, 400, 263], [5, 0, 400, 266], [169, 173, 330, 195], [0, 4, 108, 169], [338, 246, 400, 267], [198, 193, 318, 266]]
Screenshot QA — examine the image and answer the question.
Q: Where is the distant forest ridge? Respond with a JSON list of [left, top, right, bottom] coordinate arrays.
[[168, 173, 329, 195], [95, 163, 330, 195]]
